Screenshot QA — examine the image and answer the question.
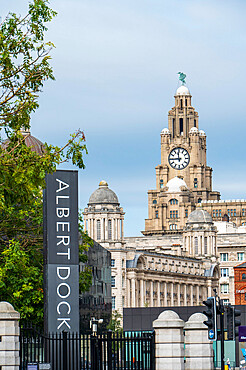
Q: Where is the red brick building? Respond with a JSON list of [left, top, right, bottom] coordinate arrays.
[[234, 262, 246, 305]]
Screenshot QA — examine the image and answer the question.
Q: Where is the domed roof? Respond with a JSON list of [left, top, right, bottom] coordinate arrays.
[[2, 128, 45, 155], [187, 208, 213, 224], [189, 127, 198, 134], [176, 85, 190, 96], [199, 130, 206, 136], [88, 181, 119, 205], [166, 177, 188, 193], [161, 128, 170, 135]]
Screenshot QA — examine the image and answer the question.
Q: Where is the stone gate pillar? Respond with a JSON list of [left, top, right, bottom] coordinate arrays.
[[153, 310, 185, 370], [0, 302, 20, 370], [184, 312, 213, 370]]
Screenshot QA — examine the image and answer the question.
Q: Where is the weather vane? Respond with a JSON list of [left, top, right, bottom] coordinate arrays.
[[177, 72, 186, 85]]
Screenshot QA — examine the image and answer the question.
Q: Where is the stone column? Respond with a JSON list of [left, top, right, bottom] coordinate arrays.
[[190, 285, 194, 306], [157, 281, 161, 307], [170, 283, 174, 306], [153, 310, 185, 370], [164, 282, 168, 306], [184, 284, 187, 306], [131, 278, 136, 307], [150, 280, 154, 307], [127, 279, 131, 307], [184, 313, 214, 370], [196, 285, 200, 305], [0, 302, 20, 370], [140, 279, 144, 307], [177, 284, 181, 306]]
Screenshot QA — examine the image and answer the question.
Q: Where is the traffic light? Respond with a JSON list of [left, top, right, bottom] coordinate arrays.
[[226, 304, 241, 340], [203, 297, 217, 340], [234, 307, 241, 338], [227, 304, 234, 340]]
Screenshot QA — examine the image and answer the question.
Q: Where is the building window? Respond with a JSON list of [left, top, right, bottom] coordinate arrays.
[[96, 220, 101, 240], [221, 284, 229, 294], [234, 209, 236, 217], [243, 209, 245, 217], [213, 210, 215, 217], [170, 210, 178, 218], [242, 273, 246, 280], [170, 198, 178, 205], [204, 237, 208, 254], [160, 179, 164, 189], [122, 296, 125, 307], [194, 178, 198, 188], [220, 253, 228, 262], [111, 259, 115, 267], [223, 299, 229, 305], [194, 237, 198, 255], [179, 118, 183, 134], [185, 209, 188, 217], [219, 209, 222, 217], [112, 296, 115, 310], [198, 198, 202, 203], [216, 210, 218, 217], [111, 276, 115, 288], [122, 259, 124, 268], [242, 222, 246, 226], [108, 219, 112, 240], [153, 199, 157, 204], [221, 268, 229, 277], [169, 224, 177, 230], [155, 210, 159, 218], [194, 119, 196, 127], [238, 252, 244, 261]]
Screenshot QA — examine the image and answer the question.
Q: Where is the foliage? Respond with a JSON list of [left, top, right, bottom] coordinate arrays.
[[0, 0, 56, 132], [0, 1, 92, 325], [107, 311, 123, 334]]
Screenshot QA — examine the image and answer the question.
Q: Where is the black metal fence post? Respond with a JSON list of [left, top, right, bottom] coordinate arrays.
[[63, 331, 68, 370], [150, 331, 155, 370], [107, 330, 112, 370]]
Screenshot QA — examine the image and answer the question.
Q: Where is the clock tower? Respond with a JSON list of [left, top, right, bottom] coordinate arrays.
[[144, 82, 221, 235]]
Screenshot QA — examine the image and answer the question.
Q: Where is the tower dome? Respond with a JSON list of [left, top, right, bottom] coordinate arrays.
[[176, 86, 190, 96], [166, 177, 188, 193], [88, 181, 119, 205], [187, 209, 213, 224], [2, 127, 45, 155]]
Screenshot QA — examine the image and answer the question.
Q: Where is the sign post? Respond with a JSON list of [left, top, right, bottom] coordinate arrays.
[[43, 170, 79, 334]]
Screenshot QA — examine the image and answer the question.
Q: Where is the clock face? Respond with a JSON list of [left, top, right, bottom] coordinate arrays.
[[168, 147, 190, 170]]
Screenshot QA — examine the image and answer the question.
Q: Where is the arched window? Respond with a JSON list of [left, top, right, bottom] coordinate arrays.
[[242, 273, 246, 280], [153, 199, 157, 204], [96, 220, 101, 240], [170, 198, 178, 205], [198, 198, 202, 204], [160, 179, 164, 189], [155, 210, 158, 219], [108, 220, 112, 240]]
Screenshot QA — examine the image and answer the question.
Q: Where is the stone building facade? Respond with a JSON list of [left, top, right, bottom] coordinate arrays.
[[143, 85, 246, 234], [83, 82, 246, 313]]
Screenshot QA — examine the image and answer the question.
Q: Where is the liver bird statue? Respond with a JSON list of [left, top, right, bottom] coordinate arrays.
[[177, 72, 186, 85]]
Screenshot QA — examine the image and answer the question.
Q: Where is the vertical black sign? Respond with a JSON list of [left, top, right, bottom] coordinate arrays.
[[43, 170, 79, 334]]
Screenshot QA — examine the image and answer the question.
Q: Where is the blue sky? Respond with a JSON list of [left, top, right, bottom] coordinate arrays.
[[2, 0, 246, 236]]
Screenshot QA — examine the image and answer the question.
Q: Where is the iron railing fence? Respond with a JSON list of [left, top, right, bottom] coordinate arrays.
[[20, 325, 155, 370]]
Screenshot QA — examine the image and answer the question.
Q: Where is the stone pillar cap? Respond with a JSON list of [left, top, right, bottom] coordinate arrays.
[[153, 310, 184, 328], [184, 312, 207, 329], [0, 302, 20, 320]]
